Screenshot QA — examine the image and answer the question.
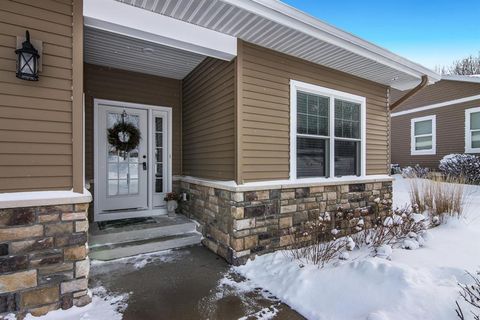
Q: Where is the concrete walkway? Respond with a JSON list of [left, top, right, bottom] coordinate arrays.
[[90, 245, 304, 320]]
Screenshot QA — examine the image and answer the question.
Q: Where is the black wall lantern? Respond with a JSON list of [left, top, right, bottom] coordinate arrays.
[[15, 31, 40, 81]]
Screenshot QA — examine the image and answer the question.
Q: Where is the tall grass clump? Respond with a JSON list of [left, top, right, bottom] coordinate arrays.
[[409, 173, 466, 223]]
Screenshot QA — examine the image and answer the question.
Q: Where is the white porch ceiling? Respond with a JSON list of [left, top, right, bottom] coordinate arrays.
[[84, 27, 207, 79], [116, 0, 440, 89]]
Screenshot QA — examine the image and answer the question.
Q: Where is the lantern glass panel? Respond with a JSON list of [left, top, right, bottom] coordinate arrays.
[[21, 53, 35, 74]]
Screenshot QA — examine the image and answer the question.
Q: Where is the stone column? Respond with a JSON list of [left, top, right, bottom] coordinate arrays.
[[0, 203, 91, 317]]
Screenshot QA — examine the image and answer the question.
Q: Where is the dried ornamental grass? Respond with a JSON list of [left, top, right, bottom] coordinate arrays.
[[408, 174, 466, 222]]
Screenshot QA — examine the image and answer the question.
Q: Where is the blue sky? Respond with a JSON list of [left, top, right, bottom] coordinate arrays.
[[282, 0, 480, 70]]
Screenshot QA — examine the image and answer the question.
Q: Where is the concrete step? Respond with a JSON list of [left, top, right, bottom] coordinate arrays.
[[89, 232, 202, 261], [89, 215, 198, 247]]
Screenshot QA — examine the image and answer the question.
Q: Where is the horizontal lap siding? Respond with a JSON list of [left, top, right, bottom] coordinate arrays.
[[84, 63, 182, 183], [0, 0, 73, 192], [182, 58, 235, 180], [239, 42, 389, 182], [391, 80, 480, 112], [391, 99, 480, 169]]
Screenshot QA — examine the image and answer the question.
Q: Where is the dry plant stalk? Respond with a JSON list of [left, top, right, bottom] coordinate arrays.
[[456, 272, 480, 320], [285, 224, 348, 268], [408, 174, 466, 221], [351, 209, 426, 249]]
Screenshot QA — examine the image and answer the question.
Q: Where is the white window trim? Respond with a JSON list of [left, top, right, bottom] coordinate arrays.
[[410, 115, 436, 155], [465, 107, 480, 153], [289, 79, 367, 181]]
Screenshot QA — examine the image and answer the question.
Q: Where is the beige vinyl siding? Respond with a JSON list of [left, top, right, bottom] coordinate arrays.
[[84, 63, 182, 184], [238, 41, 389, 182], [0, 0, 75, 192], [391, 80, 480, 112], [182, 58, 235, 180], [391, 99, 480, 169]]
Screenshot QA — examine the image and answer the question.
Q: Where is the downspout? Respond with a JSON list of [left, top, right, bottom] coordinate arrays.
[[390, 75, 428, 111]]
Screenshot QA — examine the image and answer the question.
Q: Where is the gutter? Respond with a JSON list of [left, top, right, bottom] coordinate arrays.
[[390, 75, 429, 111], [221, 0, 441, 84]]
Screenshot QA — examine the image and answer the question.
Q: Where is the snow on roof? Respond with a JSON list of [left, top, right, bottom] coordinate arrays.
[[442, 74, 480, 84]]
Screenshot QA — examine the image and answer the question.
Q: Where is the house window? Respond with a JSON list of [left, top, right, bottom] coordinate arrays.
[[410, 115, 436, 155], [334, 99, 361, 176], [290, 80, 366, 180], [465, 107, 480, 153], [296, 92, 330, 178]]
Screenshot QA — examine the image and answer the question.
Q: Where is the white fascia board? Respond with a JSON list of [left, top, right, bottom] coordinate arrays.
[[221, 0, 440, 84], [442, 75, 480, 84], [84, 0, 237, 61], [391, 94, 480, 117]]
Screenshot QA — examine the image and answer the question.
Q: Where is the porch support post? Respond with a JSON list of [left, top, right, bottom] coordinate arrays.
[[235, 40, 244, 185], [72, 0, 84, 193]]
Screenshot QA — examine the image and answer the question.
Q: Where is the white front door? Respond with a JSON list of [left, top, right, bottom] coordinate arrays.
[[97, 104, 148, 212], [94, 100, 172, 221]]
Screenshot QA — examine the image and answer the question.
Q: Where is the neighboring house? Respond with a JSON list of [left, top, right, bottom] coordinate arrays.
[[391, 75, 480, 169], [0, 0, 439, 316]]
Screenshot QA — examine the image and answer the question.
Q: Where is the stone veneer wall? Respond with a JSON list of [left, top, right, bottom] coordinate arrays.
[[177, 180, 392, 265], [0, 203, 91, 317]]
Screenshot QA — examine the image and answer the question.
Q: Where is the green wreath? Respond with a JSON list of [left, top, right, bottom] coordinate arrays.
[[107, 122, 141, 153]]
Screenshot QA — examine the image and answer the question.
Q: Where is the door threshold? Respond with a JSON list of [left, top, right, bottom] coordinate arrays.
[[95, 207, 167, 222], [102, 207, 146, 213]]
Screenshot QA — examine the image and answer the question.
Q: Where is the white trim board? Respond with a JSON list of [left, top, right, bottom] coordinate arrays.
[[175, 175, 393, 193], [84, 0, 237, 61], [289, 79, 367, 181], [410, 115, 436, 156], [0, 189, 92, 209], [391, 94, 480, 117], [465, 107, 480, 153]]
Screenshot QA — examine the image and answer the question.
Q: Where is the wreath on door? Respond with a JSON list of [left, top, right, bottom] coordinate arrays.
[[107, 111, 141, 153]]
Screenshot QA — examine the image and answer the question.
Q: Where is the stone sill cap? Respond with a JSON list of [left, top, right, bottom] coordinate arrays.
[[0, 189, 92, 209], [174, 175, 394, 192]]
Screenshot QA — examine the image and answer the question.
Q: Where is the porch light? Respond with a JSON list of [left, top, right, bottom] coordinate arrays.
[[15, 31, 39, 81]]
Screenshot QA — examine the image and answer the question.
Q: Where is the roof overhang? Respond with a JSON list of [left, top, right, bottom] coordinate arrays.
[[442, 74, 480, 84], [115, 0, 440, 90]]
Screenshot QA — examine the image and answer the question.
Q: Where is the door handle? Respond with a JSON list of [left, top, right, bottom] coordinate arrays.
[[142, 161, 147, 170]]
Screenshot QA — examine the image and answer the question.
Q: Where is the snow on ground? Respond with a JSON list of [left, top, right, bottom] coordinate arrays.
[[90, 249, 187, 276], [4, 287, 128, 320], [234, 175, 480, 320], [12, 251, 186, 320]]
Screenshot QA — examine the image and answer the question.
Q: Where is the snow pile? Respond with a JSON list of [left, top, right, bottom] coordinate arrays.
[[237, 252, 474, 320], [375, 245, 392, 259], [234, 175, 480, 320], [14, 286, 128, 320], [401, 165, 430, 178], [439, 153, 480, 184]]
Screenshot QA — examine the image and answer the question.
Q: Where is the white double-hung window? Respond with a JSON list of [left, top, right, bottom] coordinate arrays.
[[465, 107, 480, 153], [410, 115, 436, 155], [290, 80, 366, 180]]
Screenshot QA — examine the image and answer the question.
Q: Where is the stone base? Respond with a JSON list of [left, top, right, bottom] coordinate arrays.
[[0, 203, 91, 317], [177, 179, 392, 265]]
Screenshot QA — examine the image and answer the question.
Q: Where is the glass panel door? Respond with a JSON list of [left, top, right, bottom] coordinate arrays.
[[154, 116, 164, 194], [95, 104, 148, 214], [107, 112, 140, 196]]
